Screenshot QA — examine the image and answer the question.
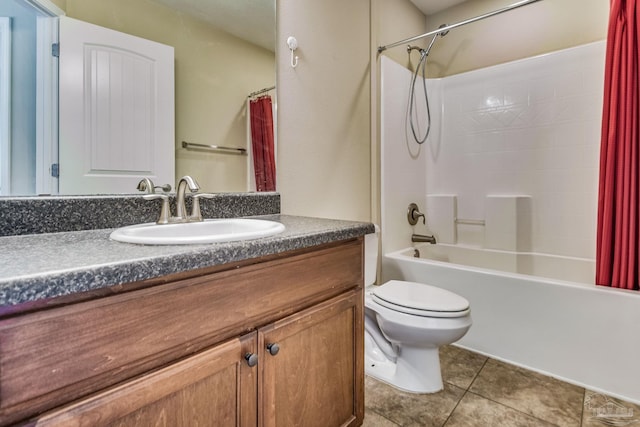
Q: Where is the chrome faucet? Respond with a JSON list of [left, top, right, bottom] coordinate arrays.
[[412, 234, 437, 244], [175, 176, 200, 221], [143, 175, 214, 224], [407, 203, 436, 244]]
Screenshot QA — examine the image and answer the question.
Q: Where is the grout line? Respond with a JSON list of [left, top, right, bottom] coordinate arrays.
[[442, 357, 490, 426], [468, 355, 490, 390], [441, 389, 468, 427], [366, 408, 401, 426], [463, 356, 584, 426]]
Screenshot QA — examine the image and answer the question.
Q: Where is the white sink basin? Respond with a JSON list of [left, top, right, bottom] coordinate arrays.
[[110, 218, 285, 245]]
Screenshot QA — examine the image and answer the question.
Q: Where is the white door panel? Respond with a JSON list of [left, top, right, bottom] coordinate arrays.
[[59, 16, 174, 194], [0, 17, 10, 195]]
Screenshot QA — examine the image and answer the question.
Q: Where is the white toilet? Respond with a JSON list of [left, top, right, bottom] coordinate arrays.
[[364, 229, 472, 393]]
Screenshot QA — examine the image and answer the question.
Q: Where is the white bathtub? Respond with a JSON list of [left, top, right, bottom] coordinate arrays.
[[383, 244, 640, 404]]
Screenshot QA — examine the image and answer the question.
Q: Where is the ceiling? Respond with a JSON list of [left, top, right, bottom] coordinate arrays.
[[150, 0, 464, 52], [409, 0, 468, 15], [151, 0, 276, 52]]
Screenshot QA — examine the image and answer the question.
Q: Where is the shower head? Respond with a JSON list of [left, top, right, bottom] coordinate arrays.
[[425, 24, 448, 56], [407, 24, 449, 57]]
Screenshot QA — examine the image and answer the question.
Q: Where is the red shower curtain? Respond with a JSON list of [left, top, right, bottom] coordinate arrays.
[[249, 96, 276, 192], [596, 0, 640, 290]]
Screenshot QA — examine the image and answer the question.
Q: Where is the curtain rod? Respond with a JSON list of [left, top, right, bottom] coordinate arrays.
[[377, 0, 543, 53], [248, 85, 276, 98]]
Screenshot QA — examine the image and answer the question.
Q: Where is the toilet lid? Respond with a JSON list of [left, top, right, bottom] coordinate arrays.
[[372, 280, 470, 316]]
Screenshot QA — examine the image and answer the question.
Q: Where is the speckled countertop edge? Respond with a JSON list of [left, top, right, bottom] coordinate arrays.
[[0, 215, 375, 307]]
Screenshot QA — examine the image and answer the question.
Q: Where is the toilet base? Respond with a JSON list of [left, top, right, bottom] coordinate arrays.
[[365, 331, 444, 394]]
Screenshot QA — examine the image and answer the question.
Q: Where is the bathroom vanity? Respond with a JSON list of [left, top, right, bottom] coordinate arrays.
[[0, 195, 372, 426]]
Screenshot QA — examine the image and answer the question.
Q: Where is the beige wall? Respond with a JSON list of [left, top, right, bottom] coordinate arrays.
[[49, 0, 66, 11], [65, 0, 275, 192], [276, 0, 371, 221], [374, 0, 427, 70], [370, 0, 427, 226], [425, 0, 609, 77]]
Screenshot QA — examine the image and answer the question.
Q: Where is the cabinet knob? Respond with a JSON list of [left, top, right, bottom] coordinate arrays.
[[244, 352, 258, 367], [267, 343, 280, 356]]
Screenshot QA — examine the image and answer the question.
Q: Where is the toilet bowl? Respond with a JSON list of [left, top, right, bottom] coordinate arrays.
[[364, 228, 472, 393]]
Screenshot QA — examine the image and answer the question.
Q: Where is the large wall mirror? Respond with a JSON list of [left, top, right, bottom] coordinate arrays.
[[0, 0, 276, 196]]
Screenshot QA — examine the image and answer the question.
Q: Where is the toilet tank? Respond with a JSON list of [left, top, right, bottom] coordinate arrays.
[[364, 225, 380, 286]]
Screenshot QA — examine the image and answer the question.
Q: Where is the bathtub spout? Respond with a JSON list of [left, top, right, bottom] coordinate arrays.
[[412, 234, 437, 244]]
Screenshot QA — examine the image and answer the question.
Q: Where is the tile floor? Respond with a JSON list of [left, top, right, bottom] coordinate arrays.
[[363, 345, 640, 427]]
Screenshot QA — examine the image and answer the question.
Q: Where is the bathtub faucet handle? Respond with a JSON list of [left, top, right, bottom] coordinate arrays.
[[408, 203, 426, 225]]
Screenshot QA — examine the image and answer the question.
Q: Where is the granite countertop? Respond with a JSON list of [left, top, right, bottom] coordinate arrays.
[[0, 215, 374, 309]]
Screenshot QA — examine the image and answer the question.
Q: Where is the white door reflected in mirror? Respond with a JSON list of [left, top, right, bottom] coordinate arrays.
[[58, 17, 175, 195], [0, 17, 11, 195]]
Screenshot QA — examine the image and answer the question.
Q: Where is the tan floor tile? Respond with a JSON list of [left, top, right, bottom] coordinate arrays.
[[440, 345, 488, 390], [469, 359, 583, 427], [363, 409, 401, 427], [582, 390, 640, 427], [365, 375, 465, 427], [444, 392, 557, 427]]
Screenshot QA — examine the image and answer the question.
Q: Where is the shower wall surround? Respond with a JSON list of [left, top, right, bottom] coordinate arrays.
[[381, 41, 605, 259]]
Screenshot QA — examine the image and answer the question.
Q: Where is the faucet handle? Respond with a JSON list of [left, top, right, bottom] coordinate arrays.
[[137, 179, 171, 194], [407, 203, 426, 225], [143, 194, 170, 224], [190, 193, 215, 222], [137, 178, 155, 194]]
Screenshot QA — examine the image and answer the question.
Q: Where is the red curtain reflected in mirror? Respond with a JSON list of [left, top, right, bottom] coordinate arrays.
[[249, 96, 276, 192], [596, 0, 640, 290]]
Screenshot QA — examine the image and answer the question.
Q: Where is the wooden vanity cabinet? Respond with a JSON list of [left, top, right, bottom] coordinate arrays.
[[0, 239, 364, 427], [33, 332, 260, 426], [260, 291, 363, 427]]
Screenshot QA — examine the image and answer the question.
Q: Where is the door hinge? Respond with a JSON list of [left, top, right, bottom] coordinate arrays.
[[51, 163, 59, 178], [52, 43, 59, 57]]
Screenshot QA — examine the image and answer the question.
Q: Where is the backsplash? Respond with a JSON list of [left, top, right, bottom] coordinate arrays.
[[0, 192, 280, 237]]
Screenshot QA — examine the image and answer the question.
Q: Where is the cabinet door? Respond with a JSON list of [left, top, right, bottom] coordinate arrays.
[[33, 333, 258, 427], [259, 290, 364, 427]]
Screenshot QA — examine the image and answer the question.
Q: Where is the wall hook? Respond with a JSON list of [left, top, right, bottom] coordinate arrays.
[[287, 36, 299, 68]]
